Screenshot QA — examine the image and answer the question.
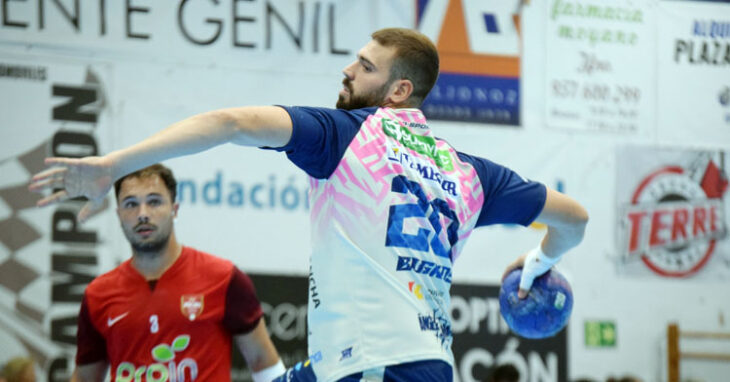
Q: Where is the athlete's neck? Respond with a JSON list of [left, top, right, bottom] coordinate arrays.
[[131, 233, 183, 280]]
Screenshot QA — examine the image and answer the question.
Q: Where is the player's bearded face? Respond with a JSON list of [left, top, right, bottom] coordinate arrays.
[[117, 176, 177, 256], [125, 217, 174, 254], [336, 77, 391, 110]]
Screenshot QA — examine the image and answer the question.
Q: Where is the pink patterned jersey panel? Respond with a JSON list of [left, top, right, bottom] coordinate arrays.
[[308, 107, 484, 262]]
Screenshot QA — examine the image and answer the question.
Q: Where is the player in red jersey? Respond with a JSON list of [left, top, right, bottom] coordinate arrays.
[[71, 164, 285, 382]]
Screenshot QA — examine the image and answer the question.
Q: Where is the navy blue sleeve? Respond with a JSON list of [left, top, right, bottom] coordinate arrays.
[[457, 152, 547, 227], [267, 106, 377, 179]]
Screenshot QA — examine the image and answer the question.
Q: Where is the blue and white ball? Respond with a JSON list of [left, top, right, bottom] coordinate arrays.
[[499, 268, 573, 339]]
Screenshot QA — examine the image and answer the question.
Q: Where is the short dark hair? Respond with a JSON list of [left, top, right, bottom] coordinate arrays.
[[114, 164, 177, 202], [371, 28, 439, 107]]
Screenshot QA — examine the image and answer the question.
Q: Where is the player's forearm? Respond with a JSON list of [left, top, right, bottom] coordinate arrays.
[[106, 106, 292, 181], [540, 221, 587, 259]]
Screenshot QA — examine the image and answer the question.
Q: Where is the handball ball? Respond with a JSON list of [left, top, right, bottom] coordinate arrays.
[[499, 268, 573, 339]]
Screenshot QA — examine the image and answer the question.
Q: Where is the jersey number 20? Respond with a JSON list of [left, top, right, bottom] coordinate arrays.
[[385, 175, 459, 259]]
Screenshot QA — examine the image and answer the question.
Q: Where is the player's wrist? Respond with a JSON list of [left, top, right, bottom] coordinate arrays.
[[252, 359, 286, 382], [519, 246, 561, 291], [535, 246, 561, 266]]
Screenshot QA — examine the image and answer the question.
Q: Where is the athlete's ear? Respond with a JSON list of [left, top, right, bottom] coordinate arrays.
[[172, 203, 179, 218], [387, 79, 414, 106]]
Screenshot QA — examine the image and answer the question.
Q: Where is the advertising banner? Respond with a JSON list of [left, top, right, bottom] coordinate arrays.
[[0, 55, 116, 381], [0, 0, 398, 74], [656, 0, 730, 145], [417, 0, 523, 125], [231, 274, 308, 382], [615, 146, 730, 278], [545, 0, 655, 135]]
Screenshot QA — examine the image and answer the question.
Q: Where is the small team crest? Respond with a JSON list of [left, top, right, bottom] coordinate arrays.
[[180, 295, 204, 321]]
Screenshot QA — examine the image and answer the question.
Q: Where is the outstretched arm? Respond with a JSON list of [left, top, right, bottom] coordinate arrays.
[[28, 106, 293, 221], [504, 187, 588, 298], [107, 106, 293, 176]]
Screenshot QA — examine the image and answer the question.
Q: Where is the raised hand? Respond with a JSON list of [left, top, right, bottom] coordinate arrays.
[[28, 156, 114, 222]]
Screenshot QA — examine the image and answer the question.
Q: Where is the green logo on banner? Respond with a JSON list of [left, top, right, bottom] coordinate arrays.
[[381, 118, 453, 171], [584, 321, 616, 347]]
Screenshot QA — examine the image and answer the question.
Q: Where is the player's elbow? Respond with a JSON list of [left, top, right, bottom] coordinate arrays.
[[206, 109, 242, 136], [573, 204, 589, 230], [564, 205, 588, 246], [549, 203, 588, 247]]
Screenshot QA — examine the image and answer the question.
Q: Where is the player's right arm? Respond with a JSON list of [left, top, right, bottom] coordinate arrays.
[[28, 106, 293, 221], [71, 362, 109, 382]]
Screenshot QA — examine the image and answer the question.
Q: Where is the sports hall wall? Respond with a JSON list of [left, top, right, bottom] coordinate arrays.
[[0, 0, 728, 381]]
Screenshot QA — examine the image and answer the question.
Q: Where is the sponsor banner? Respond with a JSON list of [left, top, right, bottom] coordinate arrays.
[[232, 274, 309, 382], [450, 283, 568, 382], [545, 0, 655, 135], [0, 55, 116, 381], [657, 1, 730, 144], [417, 0, 523, 125], [615, 146, 730, 278], [0, 0, 407, 74]]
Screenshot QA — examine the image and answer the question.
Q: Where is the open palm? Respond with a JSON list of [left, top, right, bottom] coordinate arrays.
[[28, 156, 114, 222]]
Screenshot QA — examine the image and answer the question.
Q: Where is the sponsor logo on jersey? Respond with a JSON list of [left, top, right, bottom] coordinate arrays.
[[408, 281, 446, 302], [339, 346, 353, 361], [309, 351, 323, 364], [115, 335, 198, 382], [418, 309, 453, 348], [309, 265, 321, 309], [107, 312, 129, 327], [407, 121, 429, 130], [409, 281, 425, 299], [181, 295, 204, 321], [396, 256, 452, 283], [388, 147, 459, 196], [620, 157, 728, 277], [381, 118, 454, 171]]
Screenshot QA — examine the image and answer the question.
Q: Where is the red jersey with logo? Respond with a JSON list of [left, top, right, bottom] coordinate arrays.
[[76, 246, 263, 381]]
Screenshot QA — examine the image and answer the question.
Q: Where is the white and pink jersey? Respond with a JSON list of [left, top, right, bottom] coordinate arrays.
[[275, 106, 545, 381]]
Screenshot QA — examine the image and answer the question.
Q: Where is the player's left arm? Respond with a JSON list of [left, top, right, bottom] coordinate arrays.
[[225, 267, 285, 381], [535, 187, 589, 256], [234, 319, 285, 381], [504, 187, 588, 297]]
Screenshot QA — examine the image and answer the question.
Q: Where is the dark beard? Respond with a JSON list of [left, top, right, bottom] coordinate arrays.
[[336, 79, 390, 110], [131, 235, 169, 256]]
